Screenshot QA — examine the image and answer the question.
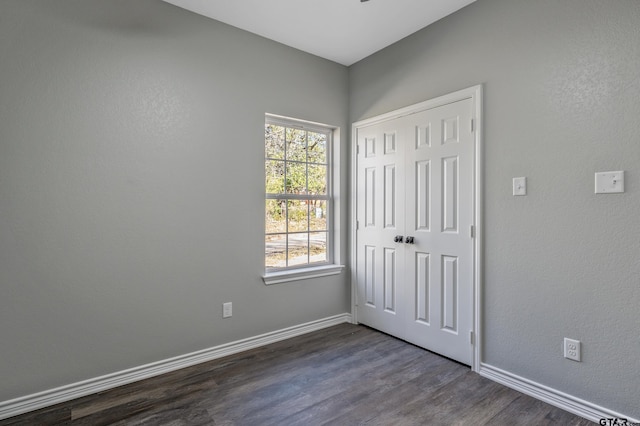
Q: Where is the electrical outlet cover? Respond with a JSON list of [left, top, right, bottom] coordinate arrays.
[[564, 338, 581, 362]]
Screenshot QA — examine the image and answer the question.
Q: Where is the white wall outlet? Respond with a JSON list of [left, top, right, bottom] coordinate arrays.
[[564, 338, 581, 362], [513, 177, 527, 196], [223, 302, 232, 318], [595, 171, 624, 194]]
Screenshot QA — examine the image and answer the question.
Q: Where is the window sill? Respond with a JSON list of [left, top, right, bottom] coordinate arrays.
[[263, 264, 345, 285]]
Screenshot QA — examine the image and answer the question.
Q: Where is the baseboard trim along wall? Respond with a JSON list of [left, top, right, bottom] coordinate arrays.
[[0, 313, 352, 421], [479, 363, 639, 424]]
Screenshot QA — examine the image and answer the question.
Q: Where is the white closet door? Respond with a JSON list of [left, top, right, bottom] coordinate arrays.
[[403, 98, 474, 365], [355, 96, 476, 366], [355, 118, 407, 339]]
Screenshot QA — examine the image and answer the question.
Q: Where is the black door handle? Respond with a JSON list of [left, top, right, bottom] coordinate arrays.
[[405, 236, 415, 244], [394, 235, 404, 243]]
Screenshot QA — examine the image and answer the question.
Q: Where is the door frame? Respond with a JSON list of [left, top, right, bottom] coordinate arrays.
[[350, 85, 483, 372]]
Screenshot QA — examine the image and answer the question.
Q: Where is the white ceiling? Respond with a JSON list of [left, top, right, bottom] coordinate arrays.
[[162, 0, 476, 66]]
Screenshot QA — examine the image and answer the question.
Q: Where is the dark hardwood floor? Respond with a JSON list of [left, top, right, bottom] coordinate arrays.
[[1, 324, 593, 425]]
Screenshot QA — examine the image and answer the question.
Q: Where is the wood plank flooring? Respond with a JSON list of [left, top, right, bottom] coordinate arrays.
[[1, 324, 593, 425]]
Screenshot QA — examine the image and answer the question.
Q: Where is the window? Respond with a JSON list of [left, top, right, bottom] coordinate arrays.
[[264, 115, 342, 283]]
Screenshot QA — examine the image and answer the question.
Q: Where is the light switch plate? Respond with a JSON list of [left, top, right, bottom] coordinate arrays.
[[595, 171, 624, 194], [223, 302, 232, 318], [513, 177, 527, 196]]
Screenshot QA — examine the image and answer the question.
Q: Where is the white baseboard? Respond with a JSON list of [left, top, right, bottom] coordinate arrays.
[[479, 363, 639, 424], [0, 313, 352, 421]]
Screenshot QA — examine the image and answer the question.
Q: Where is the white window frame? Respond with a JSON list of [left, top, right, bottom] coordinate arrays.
[[263, 114, 344, 285]]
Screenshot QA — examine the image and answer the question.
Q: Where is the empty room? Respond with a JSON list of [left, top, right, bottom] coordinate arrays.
[[0, 0, 638, 424]]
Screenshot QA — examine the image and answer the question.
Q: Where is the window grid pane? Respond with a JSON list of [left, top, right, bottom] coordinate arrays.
[[285, 161, 307, 195], [309, 232, 327, 263], [286, 128, 307, 162], [266, 233, 287, 268], [307, 131, 327, 164], [310, 200, 327, 232], [287, 200, 309, 233], [265, 125, 285, 160], [266, 160, 285, 194], [266, 199, 286, 234]]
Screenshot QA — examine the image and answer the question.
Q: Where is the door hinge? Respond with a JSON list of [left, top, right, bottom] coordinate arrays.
[[470, 225, 475, 238], [357, 144, 360, 154], [357, 220, 360, 230], [471, 118, 475, 132], [470, 331, 474, 344]]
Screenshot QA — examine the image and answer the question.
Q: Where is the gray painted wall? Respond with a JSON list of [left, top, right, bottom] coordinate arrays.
[[0, 0, 349, 401], [350, 0, 639, 417], [1, 0, 638, 419]]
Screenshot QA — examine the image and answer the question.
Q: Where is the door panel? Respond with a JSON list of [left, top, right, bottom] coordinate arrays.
[[415, 160, 431, 231], [403, 98, 474, 364], [414, 251, 430, 324], [441, 155, 458, 233], [356, 120, 406, 338], [441, 254, 458, 332], [383, 247, 396, 312], [364, 245, 376, 306], [384, 165, 396, 229]]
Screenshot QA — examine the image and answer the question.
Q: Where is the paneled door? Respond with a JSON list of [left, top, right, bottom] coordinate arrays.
[[354, 117, 408, 339], [355, 93, 477, 366]]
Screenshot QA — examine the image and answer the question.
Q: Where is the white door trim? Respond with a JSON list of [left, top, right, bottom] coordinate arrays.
[[350, 85, 483, 372]]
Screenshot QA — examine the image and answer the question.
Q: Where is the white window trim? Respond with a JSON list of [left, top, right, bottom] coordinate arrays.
[[263, 264, 345, 285], [263, 114, 344, 285]]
